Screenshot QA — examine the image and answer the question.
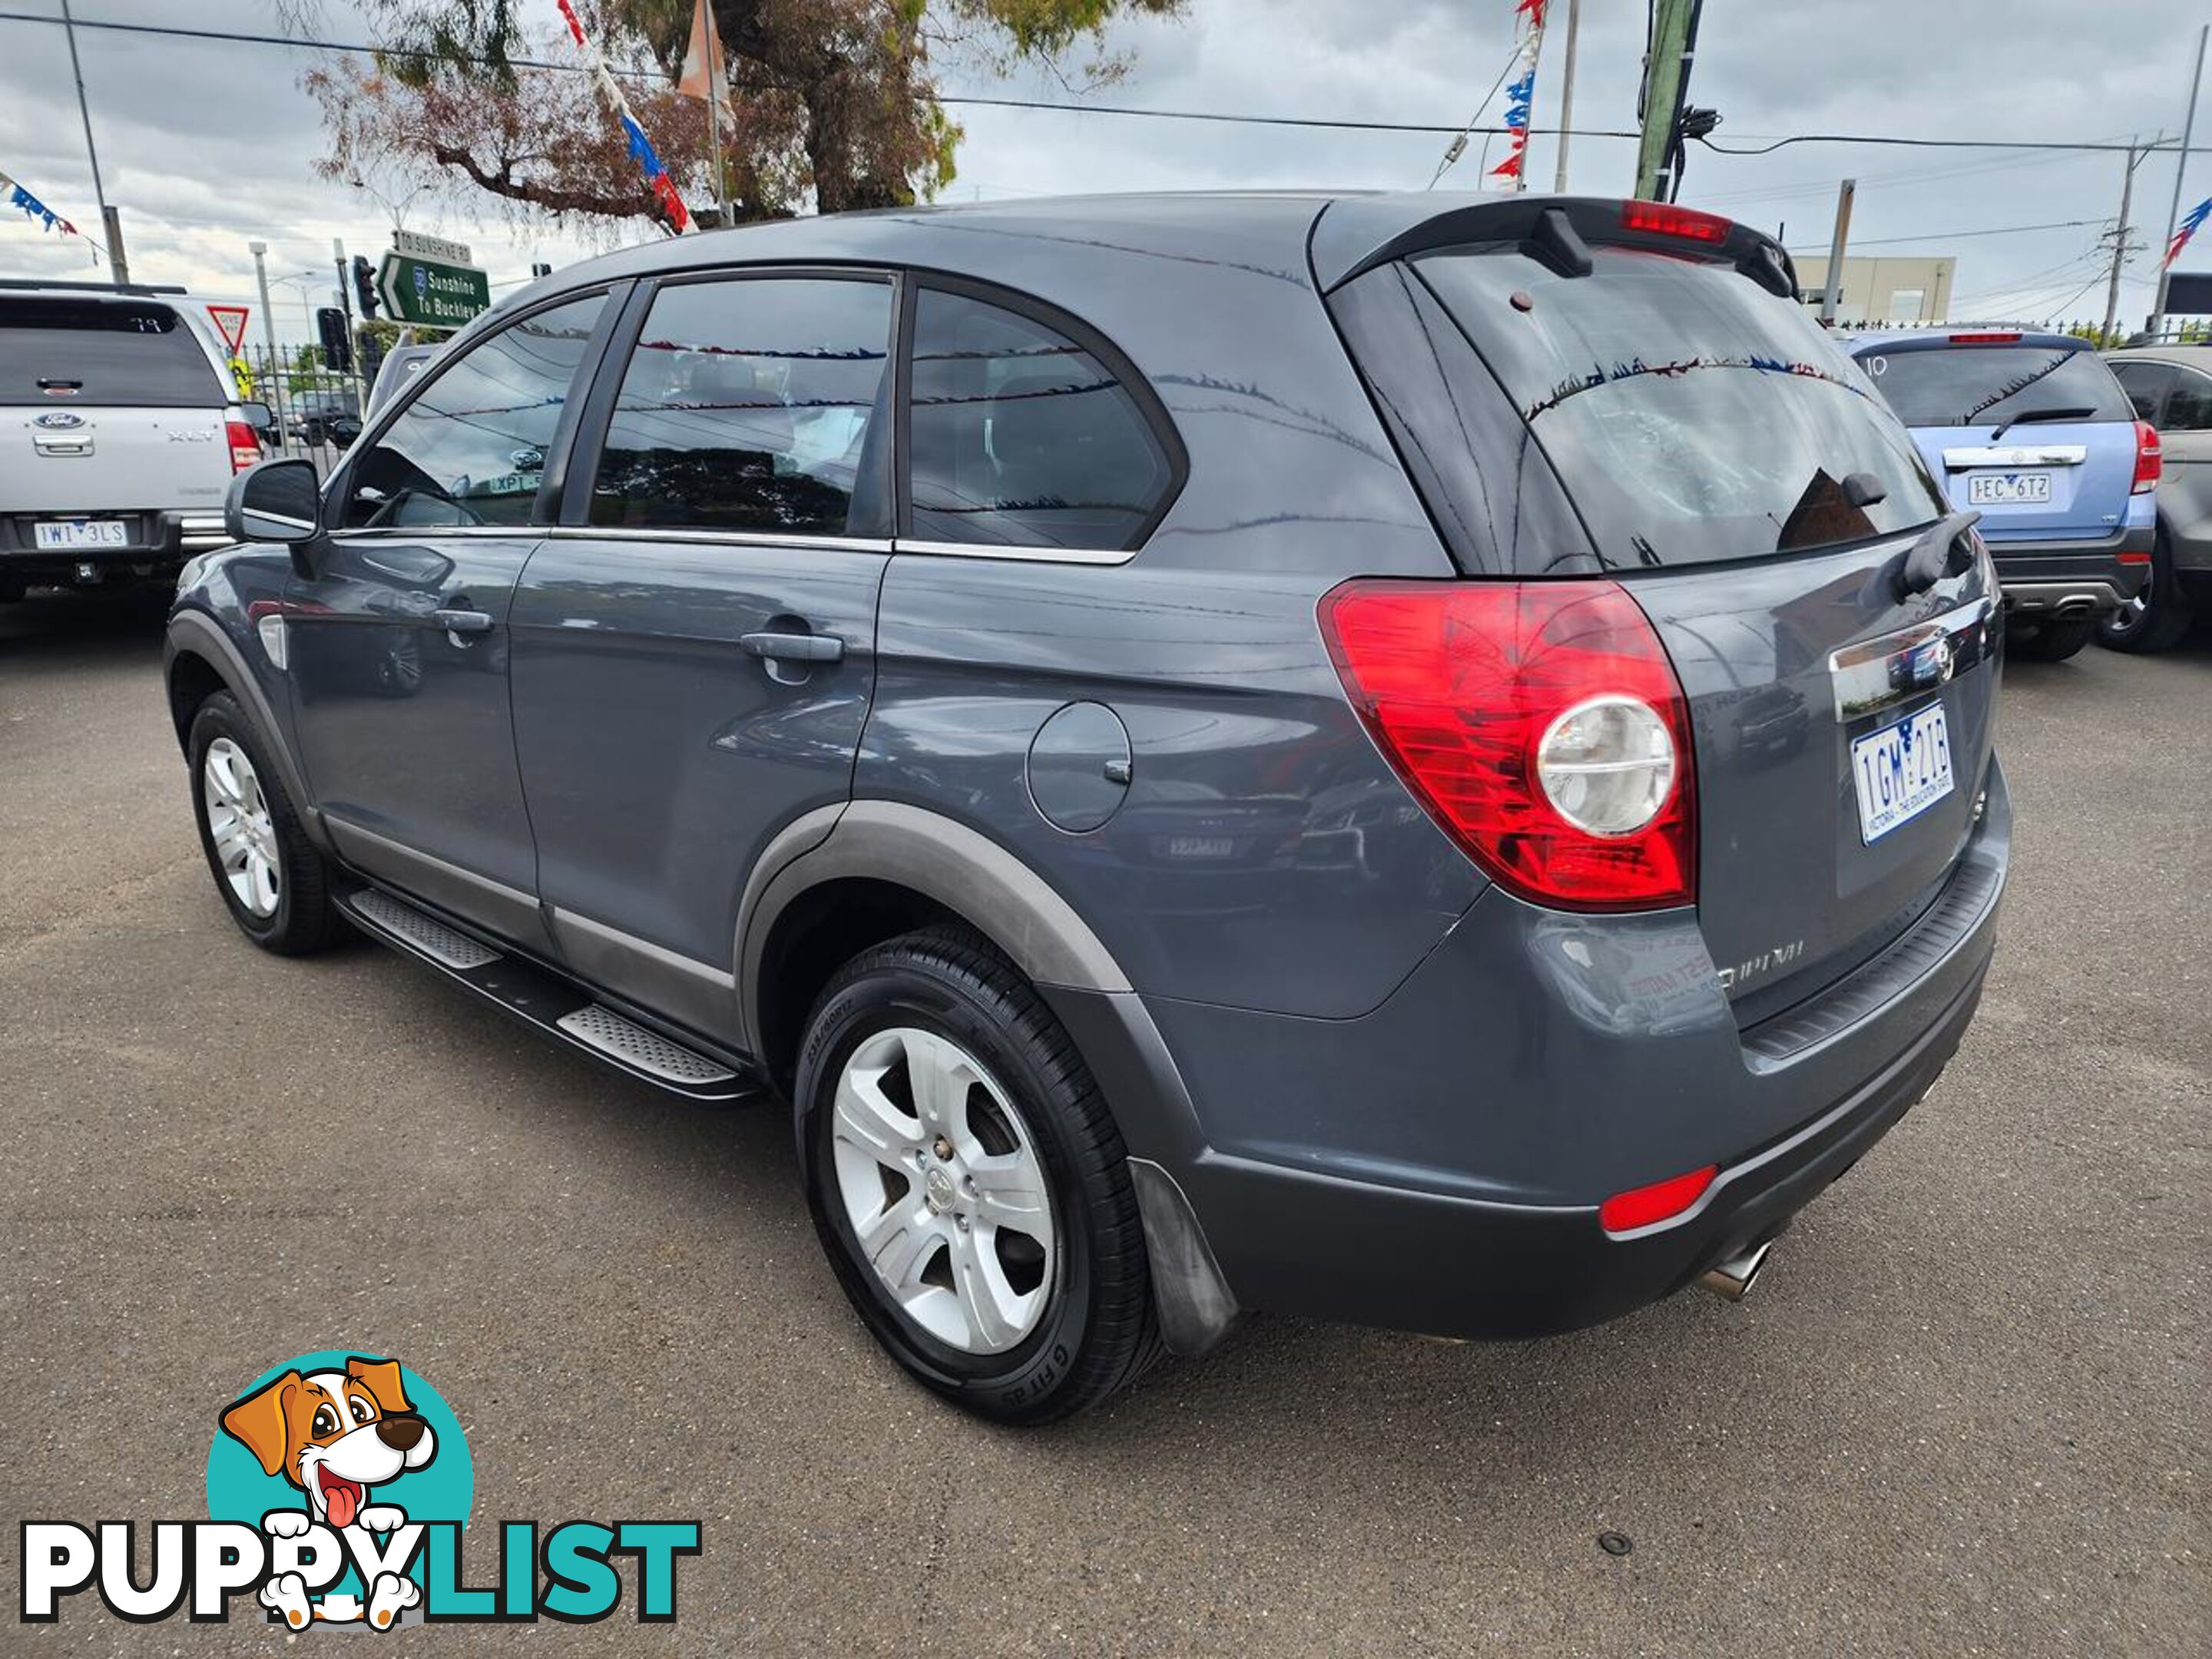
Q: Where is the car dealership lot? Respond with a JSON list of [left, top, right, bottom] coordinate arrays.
[[1, 591, 2204, 1656]]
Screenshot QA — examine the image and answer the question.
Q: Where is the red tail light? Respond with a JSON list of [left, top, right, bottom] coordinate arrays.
[[2132, 419, 2161, 494], [1619, 200, 1732, 244], [225, 419, 261, 474], [1598, 1165, 1717, 1235], [1947, 331, 2022, 344], [1319, 579, 1695, 911]]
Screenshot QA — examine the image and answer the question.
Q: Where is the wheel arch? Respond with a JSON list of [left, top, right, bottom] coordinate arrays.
[[164, 608, 320, 845]]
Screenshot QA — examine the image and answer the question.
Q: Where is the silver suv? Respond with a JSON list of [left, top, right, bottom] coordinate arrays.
[[2, 280, 269, 601]]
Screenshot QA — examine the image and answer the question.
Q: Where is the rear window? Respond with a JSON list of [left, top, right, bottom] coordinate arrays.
[[1853, 342, 2133, 429], [0, 298, 225, 408], [1409, 247, 1945, 569]]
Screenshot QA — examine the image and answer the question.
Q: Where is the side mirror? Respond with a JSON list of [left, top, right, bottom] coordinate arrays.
[[226, 457, 323, 548], [237, 400, 275, 432]]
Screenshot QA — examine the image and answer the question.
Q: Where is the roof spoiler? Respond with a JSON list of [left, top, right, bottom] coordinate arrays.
[[0, 277, 190, 296], [1310, 194, 1798, 301]]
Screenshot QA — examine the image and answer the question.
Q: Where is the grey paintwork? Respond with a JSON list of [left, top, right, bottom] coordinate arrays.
[[2108, 344, 2212, 576], [170, 191, 2011, 1348]]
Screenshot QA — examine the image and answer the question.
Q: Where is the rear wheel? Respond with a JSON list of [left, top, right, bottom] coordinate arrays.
[[795, 925, 1161, 1424], [2008, 616, 2094, 662], [2098, 534, 2197, 654], [187, 692, 350, 955]]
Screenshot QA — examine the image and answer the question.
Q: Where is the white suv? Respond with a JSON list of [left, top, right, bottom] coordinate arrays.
[[1, 280, 270, 601]]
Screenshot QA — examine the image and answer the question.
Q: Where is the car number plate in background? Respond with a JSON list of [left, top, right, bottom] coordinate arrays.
[[1851, 702, 1955, 843], [1965, 471, 2052, 505], [33, 518, 128, 551]]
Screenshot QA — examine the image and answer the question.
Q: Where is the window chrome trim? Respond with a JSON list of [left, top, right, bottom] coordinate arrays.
[[327, 525, 544, 541], [538, 525, 892, 555], [891, 536, 1136, 566]]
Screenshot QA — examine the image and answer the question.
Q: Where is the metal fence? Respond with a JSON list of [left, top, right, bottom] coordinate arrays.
[[225, 339, 399, 477]]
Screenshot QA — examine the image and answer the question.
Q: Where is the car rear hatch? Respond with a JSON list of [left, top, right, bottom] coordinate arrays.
[[1320, 197, 1999, 1024], [1, 294, 235, 518], [1849, 333, 2137, 544]]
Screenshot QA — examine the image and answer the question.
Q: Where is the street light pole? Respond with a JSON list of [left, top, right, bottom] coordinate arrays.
[[58, 0, 127, 284], [2151, 24, 2208, 338], [1551, 0, 1581, 194]]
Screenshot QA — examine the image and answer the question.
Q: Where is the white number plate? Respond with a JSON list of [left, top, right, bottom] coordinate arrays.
[[1965, 472, 2051, 505], [1851, 702, 1955, 843], [33, 518, 129, 551]]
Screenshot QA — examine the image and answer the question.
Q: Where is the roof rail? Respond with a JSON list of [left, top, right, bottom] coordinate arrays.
[[0, 277, 190, 296]]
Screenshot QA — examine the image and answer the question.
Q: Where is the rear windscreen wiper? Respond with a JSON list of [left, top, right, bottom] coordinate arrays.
[[1988, 403, 2097, 442]]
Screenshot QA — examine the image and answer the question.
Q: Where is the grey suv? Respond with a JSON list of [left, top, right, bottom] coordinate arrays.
[[166, 194, 2012, 1423]]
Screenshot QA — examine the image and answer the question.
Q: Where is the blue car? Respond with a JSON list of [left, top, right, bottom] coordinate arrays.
[[1849, 329, 2156, 660]]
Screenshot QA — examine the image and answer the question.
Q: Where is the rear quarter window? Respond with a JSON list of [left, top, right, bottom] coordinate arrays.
[[1853, 343, 2134, 429], [1401, 247, 1946, 571], [0, 299, 225, 408]]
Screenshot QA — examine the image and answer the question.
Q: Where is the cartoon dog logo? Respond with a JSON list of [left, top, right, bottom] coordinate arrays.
[[220, 1356, 435, 1628]]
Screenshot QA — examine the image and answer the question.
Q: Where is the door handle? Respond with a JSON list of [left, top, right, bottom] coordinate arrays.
[[740, 631, 843, 664], [432, 608, 495, 634]]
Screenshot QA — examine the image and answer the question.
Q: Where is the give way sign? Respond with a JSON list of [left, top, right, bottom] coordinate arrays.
[[206, 304, 250, 354]]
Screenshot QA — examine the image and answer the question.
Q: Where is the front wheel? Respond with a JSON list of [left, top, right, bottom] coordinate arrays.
[[187, 692, 351, 955], [795, 926, 1162, 1425], [2008, 616, 2095, 662], [2098, 535, 2197, 654]]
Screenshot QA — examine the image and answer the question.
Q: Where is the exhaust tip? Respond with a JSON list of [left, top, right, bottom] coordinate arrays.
[[1697, 1239, 1775, 1303]]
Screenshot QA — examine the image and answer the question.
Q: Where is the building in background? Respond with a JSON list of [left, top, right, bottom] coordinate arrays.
[[1796, 254, 1955, 323]]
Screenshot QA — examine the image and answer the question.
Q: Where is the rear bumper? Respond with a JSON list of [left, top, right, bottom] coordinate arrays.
[[1987, 522, 2152, 616], [1075, 757, 2011, 1346], [0, 509, 227, 582]]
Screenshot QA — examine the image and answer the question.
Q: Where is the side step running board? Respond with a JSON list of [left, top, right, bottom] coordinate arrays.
[[336, 887, 756, 1103]]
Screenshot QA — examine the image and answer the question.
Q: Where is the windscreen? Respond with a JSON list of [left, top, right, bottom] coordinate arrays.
[[1852, 343, 2133, 429], [1413, 247, 1946, 568], [0, 299, 225, 408]]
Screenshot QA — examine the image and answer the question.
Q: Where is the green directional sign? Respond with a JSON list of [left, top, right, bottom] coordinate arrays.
[[376, 250, 491, 328]]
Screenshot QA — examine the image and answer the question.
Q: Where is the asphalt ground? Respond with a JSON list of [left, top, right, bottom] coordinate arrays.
[[1, 588, 2205, 1657]]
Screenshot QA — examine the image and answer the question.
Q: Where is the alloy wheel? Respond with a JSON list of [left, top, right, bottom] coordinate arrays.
[[202, 737, 280, 919], [829, 1025, 1057, 1355]]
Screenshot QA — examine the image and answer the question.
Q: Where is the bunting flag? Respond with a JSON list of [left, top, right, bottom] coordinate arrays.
[[674, 0, 733, 124], [0, 169, 82, 238], [2165, 195, 2211, 269], [1487, 0, 1550, 190], [555, 0, 691, 233]]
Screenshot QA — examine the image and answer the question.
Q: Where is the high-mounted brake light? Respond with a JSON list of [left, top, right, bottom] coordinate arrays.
[[1598, 1165, 1717, 1235], [1619, 200, 1732, 243], [1946, 331, 2022, 344], [2131, 419, 2161, 494], [1319, 579, 1695, 910], [225, 419, 261, 474]]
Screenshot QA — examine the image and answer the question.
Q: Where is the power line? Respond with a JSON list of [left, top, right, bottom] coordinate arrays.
[[4, 8, 2211, 159], [1785, 216, 2104, 253]]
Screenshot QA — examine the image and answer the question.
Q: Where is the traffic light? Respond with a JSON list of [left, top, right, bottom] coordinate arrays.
[[530, 261, 553, 280], [316, 306, 354, 373], [352, 254, 379, 320]]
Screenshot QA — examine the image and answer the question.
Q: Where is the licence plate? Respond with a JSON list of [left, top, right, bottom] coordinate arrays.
[[1163, 835, 1237, 859], [1965, 471, 2051, 505], [33, 518, 129, 551], [1850, 702, 1955, 843]]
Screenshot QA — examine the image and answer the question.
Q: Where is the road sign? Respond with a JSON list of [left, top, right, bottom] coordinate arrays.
[[206, 303, 250, 354], [376, 250, 491, 329], [393, 227, 474, 266]]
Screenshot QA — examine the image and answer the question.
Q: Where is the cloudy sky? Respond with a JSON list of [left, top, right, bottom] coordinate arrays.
[[0, 0, 2204, 344]]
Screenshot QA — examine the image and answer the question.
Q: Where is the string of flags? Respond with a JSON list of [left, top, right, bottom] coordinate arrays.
[[553, 0, 692, 233], [0, 168, 82, 239], [1488, 0, 1551, 190], [2165, 196, 2210, 269]]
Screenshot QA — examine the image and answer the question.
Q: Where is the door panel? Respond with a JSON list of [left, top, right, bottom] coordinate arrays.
[[2155, 365, 2212, 571]]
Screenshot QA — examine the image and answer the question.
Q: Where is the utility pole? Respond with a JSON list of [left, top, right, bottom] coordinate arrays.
[[58, 0, 126, 284], [1551, 0, 1582, 194], [2101, 138, 2149, 344], [1636, 0, 1697, 200], [2151, 25, 2208, 337], [249, 241, 283, 430], [1818, 179, 1856, 323]]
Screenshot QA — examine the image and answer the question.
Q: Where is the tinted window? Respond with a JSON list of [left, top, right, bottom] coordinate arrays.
[[343, 293, 606, 529], [589, 276, 892, 537], [1411, 247, 1945, 568], [0, 299, 224, 408], [2163, 366, 2212, 431], [1855, 343, 2133, 428], [908, 288, 1173, 550], [2109, 359, 2176, 424]]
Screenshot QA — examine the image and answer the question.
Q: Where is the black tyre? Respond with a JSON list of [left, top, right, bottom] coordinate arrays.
[[2097, 532, 2197, 654], [795, 925, 1162, 1425], [186, 691, 352, 955], [2008, 616, 2095, 662]]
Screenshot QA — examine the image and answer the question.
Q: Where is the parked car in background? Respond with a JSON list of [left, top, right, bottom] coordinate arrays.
[[2, 279, 269, 601], [366, 342, 442, 417], [1848, 329, 2155, 661], [167, 193, 2009, 1422], [283, 386, 361, 449], [2101, 342, 2212, 651]]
